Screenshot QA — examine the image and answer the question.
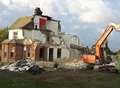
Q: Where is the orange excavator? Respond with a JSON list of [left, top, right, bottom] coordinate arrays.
[[81, 23, 120, 64]]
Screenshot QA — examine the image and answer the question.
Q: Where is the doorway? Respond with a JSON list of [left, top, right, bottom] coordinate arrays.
[[49, 48, 54, 61], [39, 48, 44, 60]]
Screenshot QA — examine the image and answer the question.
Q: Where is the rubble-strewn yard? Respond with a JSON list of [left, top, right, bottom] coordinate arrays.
[[0, 58, 120, 88], [0, 70, 120, 88], [0, 59, 88, 73]]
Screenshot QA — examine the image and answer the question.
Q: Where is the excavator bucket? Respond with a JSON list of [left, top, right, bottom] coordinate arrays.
[[81, 55, 96, 64]]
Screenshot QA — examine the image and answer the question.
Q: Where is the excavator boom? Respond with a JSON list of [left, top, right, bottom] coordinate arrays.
[[81, 23, 120, 64], [96, 23, 120, 59]]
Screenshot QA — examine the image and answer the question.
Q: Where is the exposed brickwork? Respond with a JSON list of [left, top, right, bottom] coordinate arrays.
[[1, 41, 48, 62], [1, 43, 24, 62]]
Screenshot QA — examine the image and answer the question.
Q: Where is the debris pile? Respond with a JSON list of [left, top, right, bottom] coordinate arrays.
[[0, 59, 45, 74], [60, 59, 87, 70], [36, 61, 55, 68], [36, 61, 57, 71], [93, 61, 119, 73]]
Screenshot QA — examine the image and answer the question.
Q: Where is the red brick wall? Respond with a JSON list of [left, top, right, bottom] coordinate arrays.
[[1, 43, 24, 62], [1, 42, 48, 62], [1, 44, 8, 62], [15, 44, 24, 61]]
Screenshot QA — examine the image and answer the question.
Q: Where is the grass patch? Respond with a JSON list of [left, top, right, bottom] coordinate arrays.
[[0, 70, 120, 88]]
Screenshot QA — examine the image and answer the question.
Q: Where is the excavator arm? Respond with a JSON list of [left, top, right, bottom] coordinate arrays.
[[95, 23, 120, 59], [81, 23, 120, 64]]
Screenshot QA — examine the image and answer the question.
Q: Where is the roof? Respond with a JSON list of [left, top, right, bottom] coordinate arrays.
[[9, 16, 33, 29], [9, 15, 60, 30]]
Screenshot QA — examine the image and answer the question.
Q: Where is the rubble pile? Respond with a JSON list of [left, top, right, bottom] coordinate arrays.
[[0, 59, 45, 74], [60, 59, 87, 70], [36, 61, 57, 71], [36, 61, 55, 68]]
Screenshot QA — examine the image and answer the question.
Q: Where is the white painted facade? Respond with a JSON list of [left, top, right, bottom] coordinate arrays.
[[34, 16, 40, 29], [46, 20, 59, 35], [47, 47, 70, 61], [50, 36, 61, 45], [61, 33, 82, 47], [53, 48, 70, 60], [9, 29, 24, 40], [8, 29, 46, 44], [23, 30, 46, 43], [61, 48, 70, 59]]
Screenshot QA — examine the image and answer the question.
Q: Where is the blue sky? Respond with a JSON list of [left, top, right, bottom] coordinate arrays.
[[0, 0, 120, 51]]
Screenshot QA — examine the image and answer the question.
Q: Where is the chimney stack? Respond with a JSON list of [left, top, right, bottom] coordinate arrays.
[[34, 7, 43, 16]]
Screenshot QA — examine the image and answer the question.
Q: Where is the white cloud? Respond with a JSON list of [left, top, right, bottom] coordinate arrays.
[[65, 0, 112, 23], [0, 0, 55, 15], [0, 0, 112, 23], [0, 0, 10, 6]]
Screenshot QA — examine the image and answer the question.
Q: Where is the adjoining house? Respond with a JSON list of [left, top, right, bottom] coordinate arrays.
[[1, 8, 85, 62]]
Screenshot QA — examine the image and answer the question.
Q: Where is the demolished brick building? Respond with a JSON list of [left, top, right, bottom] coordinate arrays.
[[1, 8, 85, 62]]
